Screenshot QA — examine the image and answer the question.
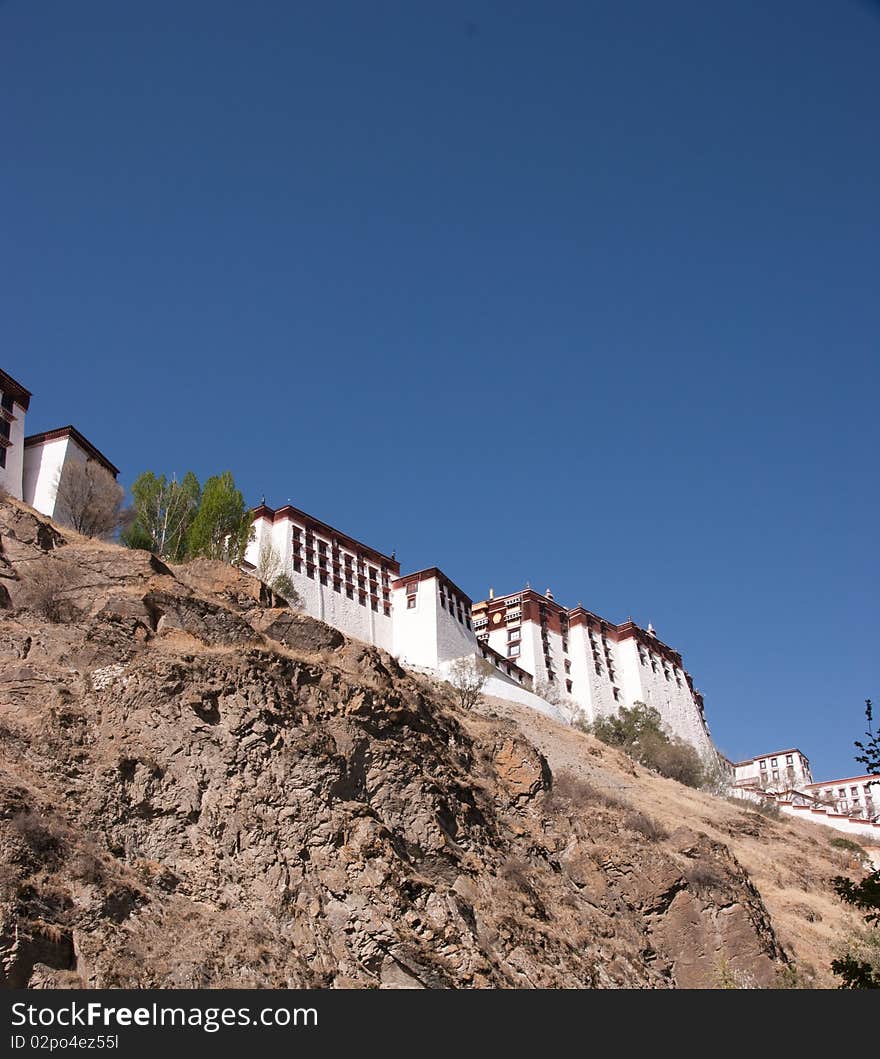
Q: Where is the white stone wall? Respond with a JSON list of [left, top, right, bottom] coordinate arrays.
[[247, 514, 394, 652], [806, 777, 877, 818], [391, 581, 437, 669], [22, 436, 72, 519], [0, 396, 26, 500], [629, 641, 714, 755]]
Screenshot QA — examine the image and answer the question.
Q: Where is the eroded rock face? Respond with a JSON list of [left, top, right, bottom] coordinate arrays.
[[0, 498, 791, 988]]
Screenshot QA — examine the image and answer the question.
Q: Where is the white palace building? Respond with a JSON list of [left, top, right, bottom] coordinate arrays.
[[246, 501, 715, 753], [5, 364, 874, 838]]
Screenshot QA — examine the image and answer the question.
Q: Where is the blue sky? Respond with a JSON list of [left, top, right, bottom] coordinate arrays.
[[3, 1, 877, 779]]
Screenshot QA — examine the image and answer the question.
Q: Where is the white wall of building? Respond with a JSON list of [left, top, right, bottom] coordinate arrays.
[[247, 513, 395, 652], [23, 436, 73, 519], [629, 640, 714, 755], [0, 395, 27, 500], [805, 776, 877, 819], [392, 570, 478, 670]]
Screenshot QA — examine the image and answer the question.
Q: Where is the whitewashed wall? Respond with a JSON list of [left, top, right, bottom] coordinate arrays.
[[0, 397, 27, 499], [22, 436, 72, 519], [248, 514, 394, 652]]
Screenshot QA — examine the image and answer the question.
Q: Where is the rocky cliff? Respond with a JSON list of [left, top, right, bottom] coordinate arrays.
[[0, 497, 857, 988]]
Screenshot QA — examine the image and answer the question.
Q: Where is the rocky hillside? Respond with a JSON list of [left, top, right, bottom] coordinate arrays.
[[0, 497, 864, 988]]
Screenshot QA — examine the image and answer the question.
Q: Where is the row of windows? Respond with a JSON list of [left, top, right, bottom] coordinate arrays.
[[293, 557, 391, 617], [759, 755, 796, 770]]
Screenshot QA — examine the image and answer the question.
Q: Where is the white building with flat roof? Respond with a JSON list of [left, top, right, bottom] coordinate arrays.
[[472, 587, 715, 755], [733, 749, 813, 793], [803, 774, 877, 820]]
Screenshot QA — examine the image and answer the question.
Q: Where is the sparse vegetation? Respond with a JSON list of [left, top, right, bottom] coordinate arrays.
[[446, 657, 492, 712], [830, 836, 870, 867], [685, 861, 726, 892], [623, 809, 668, 842], [18, 561, 70, 623], [587, 702, 708, 789], [713, 957, 757, 989], [255, 540, 302, 608], [544, 768, 625, 811]]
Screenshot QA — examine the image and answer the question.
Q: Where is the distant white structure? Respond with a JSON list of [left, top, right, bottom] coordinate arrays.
[[803, 774, 877, 820], [471, 588, 715, 755], [731, 749, 880, 843], [0, 367, 119, 525], [247, 504, 712, 742], [733, 748, 814, 793]]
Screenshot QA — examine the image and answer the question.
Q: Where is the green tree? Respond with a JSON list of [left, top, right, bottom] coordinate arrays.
[[185, 471, 253, 564], [831, 699, 880, 989], [122, 471, 201, 559], [589, 701, 707, 789]]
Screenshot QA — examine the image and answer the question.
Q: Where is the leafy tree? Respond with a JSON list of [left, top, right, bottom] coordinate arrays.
[[122, 471, 200, 559], [185, 471, 253, 564], [54, 459, 127, 539], [831, 699, 880, 989], [589, 702, 707, 789]]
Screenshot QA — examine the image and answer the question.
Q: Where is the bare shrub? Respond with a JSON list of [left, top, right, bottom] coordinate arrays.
[[754, 799, 781, 820], [10, 811, 65, 863], [686, 860, 727, 892], [548, 768, 625, 810], [499, 855, 532, 890], [447, 657, 493, 712], [18, 562, 70, 623], [54, 459, 126, 539], [623, 809, 669, 842]]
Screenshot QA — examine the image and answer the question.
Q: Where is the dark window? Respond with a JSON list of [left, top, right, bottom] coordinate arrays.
[[383, 604, 391, 617], [359, 592, 366, 606], [0, 393, 13, 412], [293, 558, 301, 573], [566, 680, 573, 694], [407, 596, 416, 609], [319, 573, 327, 586], [0, 446, 5, 469], [346, 587, 354, 600]]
